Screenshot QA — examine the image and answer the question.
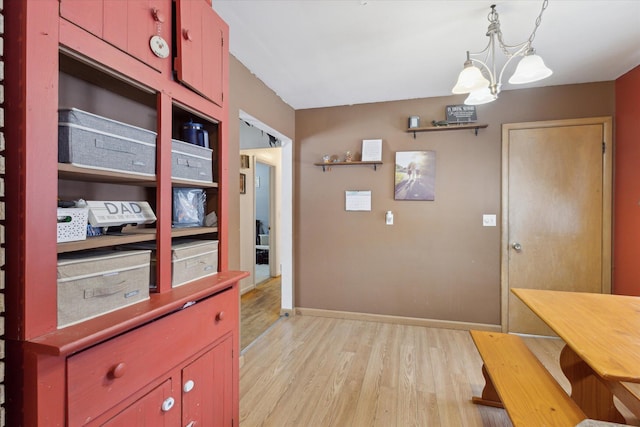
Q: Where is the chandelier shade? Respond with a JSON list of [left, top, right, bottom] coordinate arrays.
[[452, 60, 490, 94], [508, 51, 553, 84], [464, 88, 498, 106], [452, 1, 552, 105]]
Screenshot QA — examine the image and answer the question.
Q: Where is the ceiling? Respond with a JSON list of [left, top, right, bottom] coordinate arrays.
[[212, 1, 640, 110]]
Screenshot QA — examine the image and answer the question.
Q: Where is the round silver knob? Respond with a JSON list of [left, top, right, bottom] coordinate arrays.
[[512, 242, 522, 252], [183, 379, 195, 393], [161, 396, 175, 412]]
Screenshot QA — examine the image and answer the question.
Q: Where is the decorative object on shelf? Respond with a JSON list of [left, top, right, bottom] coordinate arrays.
[[240, 154, 250, 169], [344, 150, 354, 162], [408, 116, 420, 129], [431, 120, 449, 127], [172, 189, 206, 227], [394, 151, 436, 201], [452, 1, 552, 105], [446, 105, 477, 124], [86, 201, 157, 228], [322, 154, 331, 163], [361, 139, 382, 162], [181, 119, 210, 148], [240, 173, 247, 194]]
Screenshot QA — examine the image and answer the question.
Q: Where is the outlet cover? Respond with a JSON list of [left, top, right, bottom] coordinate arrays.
[[483, 214, 497, 227]]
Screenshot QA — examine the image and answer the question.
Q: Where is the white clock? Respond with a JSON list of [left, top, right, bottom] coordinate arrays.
[[149, 35, 169, 59]]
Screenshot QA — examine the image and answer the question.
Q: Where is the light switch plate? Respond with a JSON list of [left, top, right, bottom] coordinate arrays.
[[483, 214, 497, 227]]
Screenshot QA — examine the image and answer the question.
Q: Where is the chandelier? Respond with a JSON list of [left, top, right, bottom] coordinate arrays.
[[452, 0, 553, 105]]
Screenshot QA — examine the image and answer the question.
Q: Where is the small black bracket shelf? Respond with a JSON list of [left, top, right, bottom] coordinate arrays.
[[407, 123, 488, 139], [314, 161, 382, 172]]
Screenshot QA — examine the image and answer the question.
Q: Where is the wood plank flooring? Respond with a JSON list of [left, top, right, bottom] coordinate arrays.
[[240, 276, 282, 350], [240, 314, 640, 427]]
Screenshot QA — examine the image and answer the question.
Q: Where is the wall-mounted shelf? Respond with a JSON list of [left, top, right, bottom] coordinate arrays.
[[407, 123, 488, 138], [314, 161, 382, 172]]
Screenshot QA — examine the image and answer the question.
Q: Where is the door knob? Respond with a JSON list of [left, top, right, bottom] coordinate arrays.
[[512, 242, 522, 252], [152, 8, 165, 23], [161, 396, 175, 412]]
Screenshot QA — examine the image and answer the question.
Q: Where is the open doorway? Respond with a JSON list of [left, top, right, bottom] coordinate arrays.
[[238, 111, 293, 351], [239, 146, 281, 293]]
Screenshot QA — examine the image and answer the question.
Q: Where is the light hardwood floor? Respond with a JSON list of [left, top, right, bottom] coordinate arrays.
[[240, 276, 282, 350], [240, 314, 640, 427]]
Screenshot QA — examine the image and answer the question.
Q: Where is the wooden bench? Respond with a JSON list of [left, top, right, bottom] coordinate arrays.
[[470, 330, 587, 427]]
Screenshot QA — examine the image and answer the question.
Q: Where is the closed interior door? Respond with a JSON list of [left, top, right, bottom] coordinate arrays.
[[502, 118, 612, 335]]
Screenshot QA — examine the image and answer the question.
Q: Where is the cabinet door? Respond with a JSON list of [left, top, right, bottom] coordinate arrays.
[[102, 379, 181, 426], [104, 0, 172, 72], [182, 335, 234, 427], [175, 0, 226, 106], [60, 0, 104, 38], [61, 0, 171, 72]]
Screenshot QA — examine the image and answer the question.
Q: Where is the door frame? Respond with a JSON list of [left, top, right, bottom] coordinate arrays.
[[254, 158, 277, 279], [239, 110, 294, 314], [500, 117, 613, 332]]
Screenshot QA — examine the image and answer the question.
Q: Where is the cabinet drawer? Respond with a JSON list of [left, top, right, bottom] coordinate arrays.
[[67, 286, 237, 425]]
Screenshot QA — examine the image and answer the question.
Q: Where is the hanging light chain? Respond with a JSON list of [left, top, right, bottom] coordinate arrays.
[[528, 0, 549, 45], [494, 0, 549, 56]]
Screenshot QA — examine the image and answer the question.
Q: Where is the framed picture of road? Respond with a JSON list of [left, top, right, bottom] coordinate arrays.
[[394, 151, 436, 201]]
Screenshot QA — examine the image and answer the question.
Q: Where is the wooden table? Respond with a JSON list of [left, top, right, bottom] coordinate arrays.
[[512, 288, 640, 423]]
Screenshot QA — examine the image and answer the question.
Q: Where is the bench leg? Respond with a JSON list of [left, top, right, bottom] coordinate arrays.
[[471, 364, 504, 409], [559, 344, 626, 423]]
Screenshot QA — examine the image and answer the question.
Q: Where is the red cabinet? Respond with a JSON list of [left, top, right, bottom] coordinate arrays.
[[5, 0, 242, 425], [175, 0, 226, 105]]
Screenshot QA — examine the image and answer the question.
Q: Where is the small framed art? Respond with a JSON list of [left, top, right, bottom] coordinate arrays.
[[240, 173, 246, 194]]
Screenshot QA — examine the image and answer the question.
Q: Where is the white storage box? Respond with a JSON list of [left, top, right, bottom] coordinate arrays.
[[172, 240, 218, 287], [57, 250, 151, 328], [172, 139, 213, 183], [58, 108, 157, 176], [57, 208, 89, 243], [127, 240, 218, 288]]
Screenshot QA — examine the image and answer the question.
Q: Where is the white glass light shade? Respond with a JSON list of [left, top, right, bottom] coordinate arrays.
[[508, 54, 553, 84], [464, 87, 497, 105], [452, 64, 490, 94]]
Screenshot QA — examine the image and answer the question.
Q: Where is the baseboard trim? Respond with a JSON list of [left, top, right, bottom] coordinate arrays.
[[295, 307, 501, 332], [240, 284, 256, 295]]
